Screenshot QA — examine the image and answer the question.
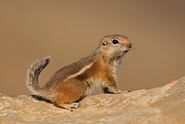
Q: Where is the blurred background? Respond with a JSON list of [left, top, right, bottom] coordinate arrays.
[[0, 0, 184, 96]]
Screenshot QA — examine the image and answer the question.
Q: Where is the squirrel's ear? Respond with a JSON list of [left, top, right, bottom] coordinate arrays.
[[102, 40, 108, 46]]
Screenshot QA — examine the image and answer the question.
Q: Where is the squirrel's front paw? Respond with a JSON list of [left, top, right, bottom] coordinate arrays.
[[114, 89, 123, 94], [103, 87, 123, 94]]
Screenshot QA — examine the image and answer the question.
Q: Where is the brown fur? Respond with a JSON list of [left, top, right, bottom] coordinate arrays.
[[26, 34, 132, 111]]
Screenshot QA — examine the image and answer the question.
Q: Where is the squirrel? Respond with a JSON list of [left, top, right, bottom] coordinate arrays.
[[26, 34, 132, 111]]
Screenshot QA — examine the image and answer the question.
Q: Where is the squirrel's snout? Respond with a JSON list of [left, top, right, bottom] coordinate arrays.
[[128, 43, 132, 48], [123, 43, 132, 53]]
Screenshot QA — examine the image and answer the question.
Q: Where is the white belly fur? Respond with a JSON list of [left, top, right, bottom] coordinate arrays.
[[85, 78, 105, 96]]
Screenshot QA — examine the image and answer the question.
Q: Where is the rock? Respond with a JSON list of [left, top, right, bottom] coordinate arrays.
[[0, 77, 185, 124]]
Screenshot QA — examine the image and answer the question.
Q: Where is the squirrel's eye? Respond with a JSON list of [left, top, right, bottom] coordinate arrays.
[[112, 39, 119, 44]]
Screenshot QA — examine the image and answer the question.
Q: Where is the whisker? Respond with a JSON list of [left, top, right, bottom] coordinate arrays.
[[130, 47, 140, 62]]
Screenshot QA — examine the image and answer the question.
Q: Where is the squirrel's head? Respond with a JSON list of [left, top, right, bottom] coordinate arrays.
[[99, 34, 132, 59]]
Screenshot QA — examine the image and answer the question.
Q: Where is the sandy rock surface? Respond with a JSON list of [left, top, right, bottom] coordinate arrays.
[[0, 77, 185, 124]]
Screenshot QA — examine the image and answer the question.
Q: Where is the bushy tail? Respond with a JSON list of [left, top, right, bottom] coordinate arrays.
[[26, 56, 51, 96]]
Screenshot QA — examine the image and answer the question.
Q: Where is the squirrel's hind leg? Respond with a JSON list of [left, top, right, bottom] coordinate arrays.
[[54, 102, 80, 112]]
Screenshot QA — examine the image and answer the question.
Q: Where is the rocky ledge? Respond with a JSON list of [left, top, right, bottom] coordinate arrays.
[[0, 77, 185, 124]]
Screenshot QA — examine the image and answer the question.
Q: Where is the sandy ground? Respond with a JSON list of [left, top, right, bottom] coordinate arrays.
[[0, 76, 185, 124]]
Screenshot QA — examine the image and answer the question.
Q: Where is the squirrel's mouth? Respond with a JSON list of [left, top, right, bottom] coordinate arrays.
[[124, 49, 129, 53], [123, 48, 130, 53]]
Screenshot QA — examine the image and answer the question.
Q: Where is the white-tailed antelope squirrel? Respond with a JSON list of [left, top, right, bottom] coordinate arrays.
[[26, 34, 132, 111]]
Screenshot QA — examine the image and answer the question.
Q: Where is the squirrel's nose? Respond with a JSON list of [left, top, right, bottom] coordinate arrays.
[[128, 43, 132, 48]]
